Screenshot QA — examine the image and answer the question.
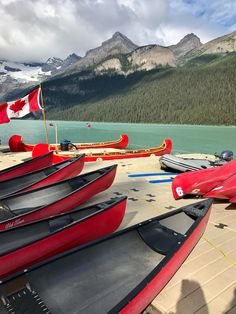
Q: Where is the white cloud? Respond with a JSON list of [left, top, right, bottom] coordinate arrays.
[[0, 0, 234, 62]]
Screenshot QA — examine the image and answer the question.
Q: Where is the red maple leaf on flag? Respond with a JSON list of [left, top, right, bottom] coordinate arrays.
[[9, 99, 26, 113]]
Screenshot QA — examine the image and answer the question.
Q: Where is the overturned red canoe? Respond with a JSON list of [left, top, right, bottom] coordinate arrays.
[[0, 164, 117, 231], [204, 171, 236, 200], [0, 154, 85, 198], [0, 199, 212, 313], [32, 139, 172, 163], [172, 159, 236, 200], [0, 152, 53, 181], [0, 196, 127, 279], [8, 134, 129, 152]]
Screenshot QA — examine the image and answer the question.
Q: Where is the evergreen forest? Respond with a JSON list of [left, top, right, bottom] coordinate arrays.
[[41, 52, 236, 125]]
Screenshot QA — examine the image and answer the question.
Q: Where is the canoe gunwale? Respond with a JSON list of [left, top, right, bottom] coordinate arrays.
[[0, 196, 127, 258], [109, 199, 212, 313], [0, 164, 117, 229], [0, 152, 53, 181], [8, 134, 129, 152], [32, 139, 172, 162], [0, 154, 85, 198], [0, 200, 212, 295]]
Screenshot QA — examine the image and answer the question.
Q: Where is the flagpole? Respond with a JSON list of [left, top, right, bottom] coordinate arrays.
[[39, 84, 49, 144], [55, 123, 59, 153]]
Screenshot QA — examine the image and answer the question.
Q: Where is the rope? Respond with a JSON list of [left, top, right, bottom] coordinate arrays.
[[203, 237, 236, 268]]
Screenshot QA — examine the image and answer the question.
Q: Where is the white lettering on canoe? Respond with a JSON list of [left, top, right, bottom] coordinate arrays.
[[211, 186, 223, 191], [191, 189, 200, 194], [5, 219, 25, 230], [176, 187, 184, 197]]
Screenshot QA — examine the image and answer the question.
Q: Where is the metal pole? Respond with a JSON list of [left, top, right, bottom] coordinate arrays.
[[39, 84, 49, 144]]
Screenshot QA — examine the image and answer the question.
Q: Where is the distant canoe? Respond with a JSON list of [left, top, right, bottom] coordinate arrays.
[[0, 152, 53, 181], [0, 164, 117, 230], [8, 134, 129, 152], [0, 155, 84, 198], [0, 199, 212, 313], [0, 196, 127, 279], [32, 139, 172, 163]]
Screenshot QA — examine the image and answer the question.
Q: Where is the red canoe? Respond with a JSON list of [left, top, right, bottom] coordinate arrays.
[[0, 199, 212, 313], [8, 134, 129, 152], [0, 164, 117, 231], [172, 159, 236, 200], [204, 171, 236, 200], [0, 152, 53, 181], [0, 155, 85, 198], [0, 196, 127, 279], [32, 139, 172, 163]]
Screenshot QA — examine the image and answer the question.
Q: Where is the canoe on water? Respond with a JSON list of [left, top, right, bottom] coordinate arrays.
[[0, 152, 53, 181], [172, 159, 236, 200], [32, 139, 172, 163], [0, 196, 127, 280], [0, 164, 117, 231], [0, 199, 212, 314], [0, 154, 85, 198], [8, 134, 129, 152]]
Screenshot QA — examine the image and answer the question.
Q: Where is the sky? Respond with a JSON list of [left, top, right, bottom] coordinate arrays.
[[0, 0, 235, 63]]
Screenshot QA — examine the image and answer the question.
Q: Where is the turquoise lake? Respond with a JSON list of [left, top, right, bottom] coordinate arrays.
[[0, 120, 235, 155]]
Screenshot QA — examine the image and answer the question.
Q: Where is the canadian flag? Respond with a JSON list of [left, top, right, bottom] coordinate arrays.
[[0, 87, 42, 124]]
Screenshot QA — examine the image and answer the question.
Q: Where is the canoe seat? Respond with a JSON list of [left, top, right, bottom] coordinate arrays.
[[183, 201, 210, 218], [49, 215, 73, 233], [138, 221, 183, 255], [1, 287, 50, 314], [0, 205, 16, 221], [0, 275, 50, 314]]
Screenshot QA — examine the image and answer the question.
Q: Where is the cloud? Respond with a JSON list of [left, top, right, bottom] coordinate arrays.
[[0, 0, 234, 62]]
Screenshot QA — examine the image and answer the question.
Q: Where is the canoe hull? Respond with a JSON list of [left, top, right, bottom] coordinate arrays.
[[0, 165, 117, 231], [0, 199, 212, 314], [32, 139, 172, 163], [0, 197, 127, 279], [0, 152, 53, 181], [172, 159, 236, 199], [120, 202, 211, 313], [8, 134, 129, 152], [0, 155, 85, 198], [21, 155, 85, 193]]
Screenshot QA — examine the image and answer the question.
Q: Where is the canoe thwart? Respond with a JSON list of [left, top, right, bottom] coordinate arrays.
[[49, 215, 73, 233]]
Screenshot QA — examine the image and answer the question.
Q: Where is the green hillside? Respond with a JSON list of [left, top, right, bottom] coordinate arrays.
[[43, 52, 236, 125]]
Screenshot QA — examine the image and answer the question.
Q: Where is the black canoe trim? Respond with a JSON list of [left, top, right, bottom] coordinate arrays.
[[0, 152, 53, 176], [0, 164, 117, 223], [0, 154, 85, 199], [108, 199, 212, 313], [0, 196, 127, 257], [0, 199, 212, 287]]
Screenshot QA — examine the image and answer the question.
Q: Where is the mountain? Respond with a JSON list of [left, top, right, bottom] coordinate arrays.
[[95, 44, 176, 74], [44, 51, 236, 125], [1, 30, 236, 126], [169, 33, 202, 59], [61, 32, 201, 76], [60, 32, 138, 76], [0, 54, 81, 101], [41, 54, 81, 73], [185, 31, 236, 59]]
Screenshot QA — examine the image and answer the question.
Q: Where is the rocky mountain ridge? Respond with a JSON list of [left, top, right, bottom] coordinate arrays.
[[1, 30, 235, 102], [169, 33, 202, 59], [184, 30, 236, 59], [93, 33, 200, 74]]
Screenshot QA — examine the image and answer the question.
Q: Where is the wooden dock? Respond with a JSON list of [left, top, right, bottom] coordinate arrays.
[[0, 152, 235, 313]]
